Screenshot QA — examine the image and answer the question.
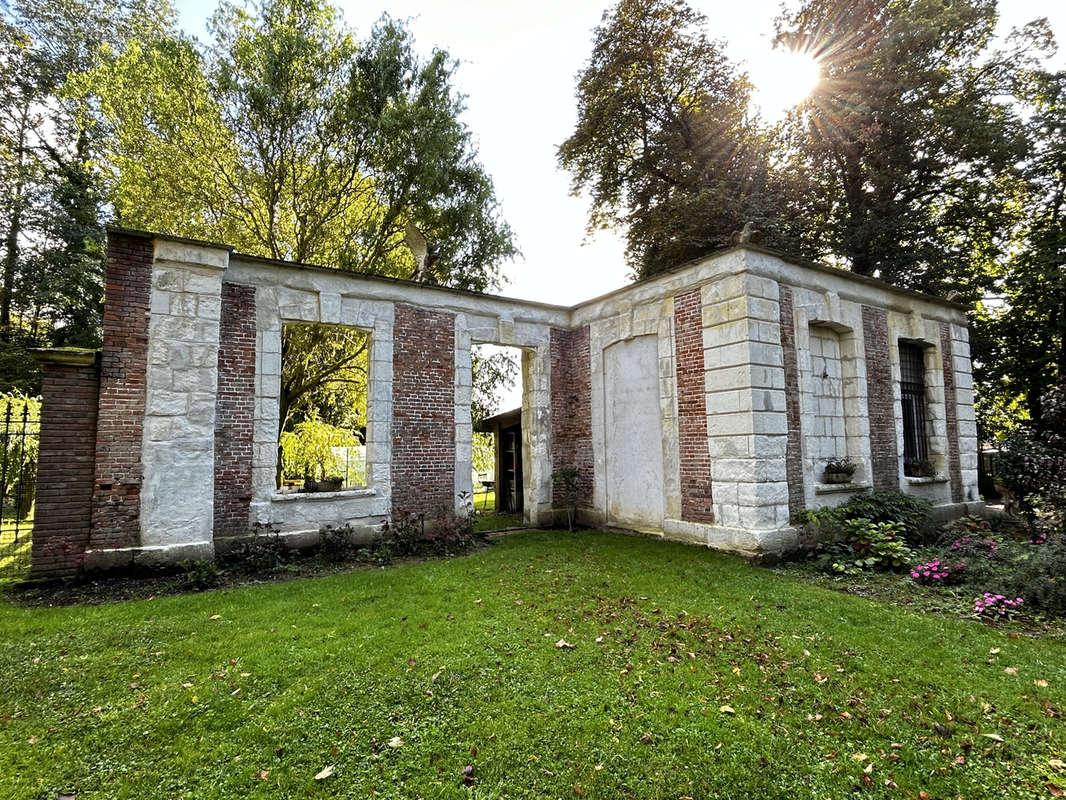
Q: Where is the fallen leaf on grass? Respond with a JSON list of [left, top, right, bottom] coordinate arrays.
[[210, 615, 222, 620], [1049, 758, 1066, 772], [314, 765, 335, 781], [1004, 667, 1018, 675], [388, 737, 404, 749], [1036, 679, 1049, 688], [256, 770, 269, 780], [555, 639, 575, 650], [981, 733, 1004, 742], [719, 705, 735, 715], [1048, 783, 1064, 798]]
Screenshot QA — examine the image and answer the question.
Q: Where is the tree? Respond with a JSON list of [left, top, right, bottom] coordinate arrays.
[[972, 69, 1066, 436], [84, 0, 514, 290], [558, 0, 787, 279], [774, 0, 1047, 299], [79, 0, 516, 482], [0, 0, 173, 383]]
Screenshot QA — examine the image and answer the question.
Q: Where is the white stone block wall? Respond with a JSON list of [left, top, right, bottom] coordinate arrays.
[[951, 324, 980, 500], [700, 273, 792, 543], [140, 240, 228, 549]]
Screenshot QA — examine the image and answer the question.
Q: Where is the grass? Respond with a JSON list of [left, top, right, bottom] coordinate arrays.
[[472, 490, 524, 533], [1, 530, 1064, 799]]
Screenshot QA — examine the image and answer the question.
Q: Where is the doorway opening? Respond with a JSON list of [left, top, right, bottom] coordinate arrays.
[[470, 343, 525, 532]]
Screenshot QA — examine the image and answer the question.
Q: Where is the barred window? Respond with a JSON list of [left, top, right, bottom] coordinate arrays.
[[899, 342, 929, 474]]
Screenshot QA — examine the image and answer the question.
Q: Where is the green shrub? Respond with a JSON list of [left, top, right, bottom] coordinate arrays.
[[819, 518, 915, 575], [318, 524, 356, 563], [179, 558, 222, 589], [225, 524, 287, 573], [833, 491, 934, 545]]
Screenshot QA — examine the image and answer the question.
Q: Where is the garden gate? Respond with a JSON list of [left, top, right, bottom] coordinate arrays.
[[0, 398, 39, 577]]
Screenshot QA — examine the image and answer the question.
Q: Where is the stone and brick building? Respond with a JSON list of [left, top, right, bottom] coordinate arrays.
[[31, 228, 982, 574]]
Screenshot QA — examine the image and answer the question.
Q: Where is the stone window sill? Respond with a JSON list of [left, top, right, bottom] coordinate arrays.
[[272, 487, 375, 502], [814, 481, 871, 495], [904, 476, 948, 485]]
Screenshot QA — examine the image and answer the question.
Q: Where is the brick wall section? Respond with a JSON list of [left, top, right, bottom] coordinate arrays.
[[778, 286, 805, 516], [862, 306, 900, 490], [550, 326, 593, 507], [391, 304, 456, 517], [673, 289, 714, 522], [214, 283, 257, 536], [939, 323, 964, 504], [90, 232, 153, 549], [31, 360, 100, 575]]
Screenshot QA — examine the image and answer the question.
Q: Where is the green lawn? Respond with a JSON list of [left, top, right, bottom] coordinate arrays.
[[1, 530, 1064, 799]]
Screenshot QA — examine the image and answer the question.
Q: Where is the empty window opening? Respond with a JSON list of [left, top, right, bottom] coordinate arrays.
[[277, 322, 370, 493], [899, 341, 930, 476], [470, 343, 523, 528]]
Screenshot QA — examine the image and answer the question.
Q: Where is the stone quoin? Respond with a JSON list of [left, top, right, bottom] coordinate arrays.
[[30, 228, 983, 574]]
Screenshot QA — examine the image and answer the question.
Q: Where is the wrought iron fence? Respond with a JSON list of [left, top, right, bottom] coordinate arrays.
[[0, 398, 40, 578]]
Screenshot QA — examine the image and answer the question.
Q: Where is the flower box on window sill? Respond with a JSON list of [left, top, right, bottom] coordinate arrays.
[[814, 481, 871, 495], [904, 475, 948, 485]]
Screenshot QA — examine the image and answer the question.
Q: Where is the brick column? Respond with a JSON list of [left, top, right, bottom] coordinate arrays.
[[778, 286, 805, 517], [673, 289, 714, 523], [91, 231, 153, 551], [31, 351, 99, 575], [862, 306, 900, 490], [549, 326, 593, 509], [391, 304, 456, 518], [214, 283, 257, 536]]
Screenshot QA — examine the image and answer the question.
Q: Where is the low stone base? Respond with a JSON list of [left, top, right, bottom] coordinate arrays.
[[215, 523, 381, 555], [84, 540, 216, 572], [930, 500, 987, 524], [664, 518, 800, 558]]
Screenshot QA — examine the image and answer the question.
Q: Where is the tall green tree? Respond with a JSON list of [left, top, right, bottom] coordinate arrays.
[[80, 0, 516, 480], [972, 68, 1066, 436], [558, 0, 788, 279], [84, 0, 514, 290], [775, 0, 1047, 298], [0, 0, 173, 380]]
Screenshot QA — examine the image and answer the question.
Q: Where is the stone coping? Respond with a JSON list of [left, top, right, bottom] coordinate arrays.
[[31, 347, 99, 366], [814, 481, 872, 495], [905, 475, 949, 485], [271, 487, 376, 502]]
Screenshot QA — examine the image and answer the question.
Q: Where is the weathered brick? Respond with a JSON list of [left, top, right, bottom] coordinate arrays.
[[673, 289, 714, 523], [778, 286, 804, 516], [862, 306, 900, 490], [391, 304, 456, 518], [91, 232, 152, 549], [214, 283, 256, 536], [550, 326, 593, 507]]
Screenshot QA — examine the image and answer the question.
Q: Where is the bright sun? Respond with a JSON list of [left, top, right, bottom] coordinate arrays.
[[750, 49, 821, 121]]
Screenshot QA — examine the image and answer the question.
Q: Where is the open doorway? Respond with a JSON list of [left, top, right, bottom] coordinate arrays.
[[470, 343, 525, 532]]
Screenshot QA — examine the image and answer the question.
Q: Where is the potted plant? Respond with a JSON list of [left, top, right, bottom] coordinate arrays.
[[904, 459, 936, 478], [823, 456, 857, 484]]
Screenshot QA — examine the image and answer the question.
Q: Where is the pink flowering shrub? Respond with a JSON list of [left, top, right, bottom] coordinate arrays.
[[910, 559, 966, 585], [973, 593, 1024, 621]]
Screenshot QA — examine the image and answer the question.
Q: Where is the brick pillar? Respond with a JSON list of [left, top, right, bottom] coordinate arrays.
[[862, 306, 900, 490], [549, 326, 593, 508], [939, 323, 964, 504], [778, 286, 805, 516], [391, 304, 456, 518], [673, 289, 714, 523], [31, 352, 100, 575], [91, 231, 153, 550], [214, 283, 257, 536]]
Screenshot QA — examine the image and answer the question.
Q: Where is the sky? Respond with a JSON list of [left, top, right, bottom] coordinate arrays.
[[172, 0, 1066, 409], [171, 0, 1066, 307]]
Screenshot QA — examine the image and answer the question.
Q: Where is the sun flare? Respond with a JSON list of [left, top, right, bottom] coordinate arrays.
[[751, 49, 821, 121]]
